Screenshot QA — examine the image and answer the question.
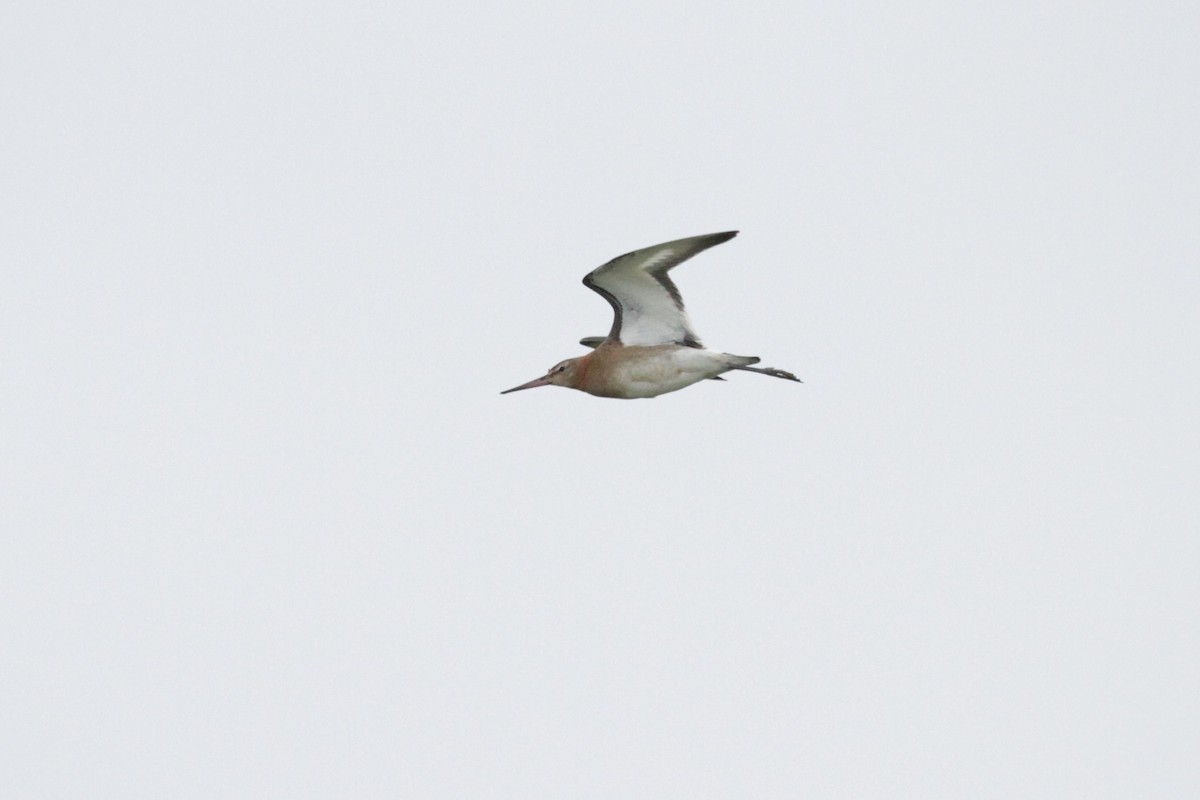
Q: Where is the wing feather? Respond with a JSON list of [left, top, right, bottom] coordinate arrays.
[[582, 231, 737, 346]]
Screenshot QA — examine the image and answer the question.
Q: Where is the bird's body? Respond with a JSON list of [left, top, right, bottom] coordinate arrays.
[[559, 342, 759, 399], [502, 231, 800, 399]]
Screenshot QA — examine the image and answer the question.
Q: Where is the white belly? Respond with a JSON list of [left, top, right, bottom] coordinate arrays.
[[606, 348, 733, 399]]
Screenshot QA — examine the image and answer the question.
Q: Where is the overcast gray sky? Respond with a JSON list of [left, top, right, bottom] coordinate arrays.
[[3, 1, 1198, 797]]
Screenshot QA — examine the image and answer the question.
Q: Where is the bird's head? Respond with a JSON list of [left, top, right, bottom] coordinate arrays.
[[500, 357, 583, 394]]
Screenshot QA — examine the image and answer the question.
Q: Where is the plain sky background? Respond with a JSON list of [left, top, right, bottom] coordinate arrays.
[[3, 1, 1198, 797]]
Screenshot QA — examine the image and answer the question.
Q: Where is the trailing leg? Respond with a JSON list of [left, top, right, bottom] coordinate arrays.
[[730, 364, 802, 382]]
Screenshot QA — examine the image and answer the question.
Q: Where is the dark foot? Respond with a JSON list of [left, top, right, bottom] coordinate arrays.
[[732, 365, 803, 382]]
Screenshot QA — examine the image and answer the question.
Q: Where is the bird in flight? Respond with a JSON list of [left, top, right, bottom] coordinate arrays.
[[501, 231, 802, 399]]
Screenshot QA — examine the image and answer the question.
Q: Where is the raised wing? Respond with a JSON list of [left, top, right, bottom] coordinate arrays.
[[582, 231, 737, 347]]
